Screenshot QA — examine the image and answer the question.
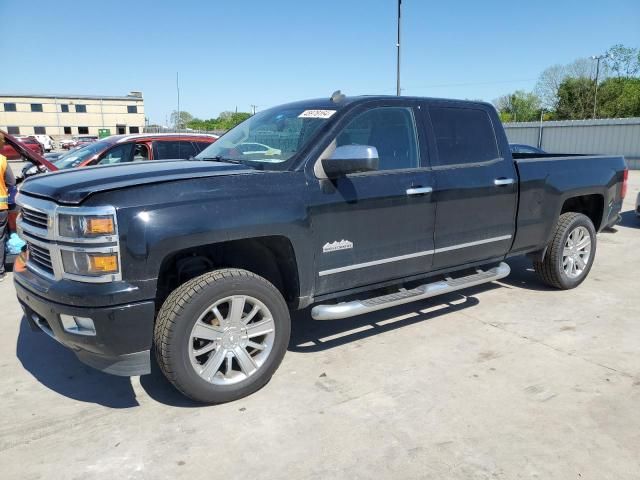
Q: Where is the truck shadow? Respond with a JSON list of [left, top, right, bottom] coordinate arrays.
[[498, 256, 556, 292], [16, 317, 140, 408], [289, 285, 494, 353]]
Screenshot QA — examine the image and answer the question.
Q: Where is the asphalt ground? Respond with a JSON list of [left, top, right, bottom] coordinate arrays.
[[0, 170, 638, 479]]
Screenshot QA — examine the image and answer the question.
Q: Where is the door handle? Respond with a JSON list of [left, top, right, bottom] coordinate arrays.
[[494, 178, 515, 186], [406, 187, 433, 196]]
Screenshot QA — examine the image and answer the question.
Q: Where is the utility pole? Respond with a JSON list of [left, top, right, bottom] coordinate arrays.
[[396, 0, 402, 96], [591, 54, 608, 119], [176, 72, 181, 130], [538, 109, 545, 149]]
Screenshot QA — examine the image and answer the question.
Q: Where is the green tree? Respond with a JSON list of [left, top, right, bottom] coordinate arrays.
[[170, 110, 194, 129], [556, 77, 594, 119], [604, 44, 640, 78], [493, 90, 541, 122], [596, 77, 640, 118]]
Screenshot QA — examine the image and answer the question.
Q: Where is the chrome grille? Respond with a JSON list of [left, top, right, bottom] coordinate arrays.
[[21, 206, 49, 230], [28, 242, 54, 275]]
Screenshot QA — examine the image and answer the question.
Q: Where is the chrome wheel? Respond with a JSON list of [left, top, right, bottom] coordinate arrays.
[[189, 295, 276, 386], [562, 226, 591, 278]]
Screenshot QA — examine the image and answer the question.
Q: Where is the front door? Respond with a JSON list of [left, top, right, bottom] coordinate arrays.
[[309, 104, 436, 296], [425, 103, 517, 269]]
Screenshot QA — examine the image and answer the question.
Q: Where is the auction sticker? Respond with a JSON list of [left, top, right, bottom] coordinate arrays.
[[298, 109, 337, 119]]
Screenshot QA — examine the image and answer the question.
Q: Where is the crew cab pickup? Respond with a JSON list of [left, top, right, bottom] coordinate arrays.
[[13, 94, 628, 403]]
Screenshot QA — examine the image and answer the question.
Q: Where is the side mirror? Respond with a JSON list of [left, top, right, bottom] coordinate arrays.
[[321, 145, 379, 177]]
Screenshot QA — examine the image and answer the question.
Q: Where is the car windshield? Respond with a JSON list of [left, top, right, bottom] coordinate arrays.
[[195, 105, 335, 168], [53, 140, 110, 169]]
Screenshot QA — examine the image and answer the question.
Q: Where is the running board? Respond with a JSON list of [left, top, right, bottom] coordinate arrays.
[[311, 262, 510, 320]]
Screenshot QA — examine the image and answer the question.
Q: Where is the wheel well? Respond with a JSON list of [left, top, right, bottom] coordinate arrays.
[[560, 194, 604, 230], [156, 236, 299, 309]]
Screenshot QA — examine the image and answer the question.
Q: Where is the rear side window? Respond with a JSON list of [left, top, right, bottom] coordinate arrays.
[[193, 141, 213, 153], [153, 141, 198, 160], [429, 107, 499, 166]]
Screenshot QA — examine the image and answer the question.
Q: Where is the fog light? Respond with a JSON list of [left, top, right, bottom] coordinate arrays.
[[60, 314, 96, 336]]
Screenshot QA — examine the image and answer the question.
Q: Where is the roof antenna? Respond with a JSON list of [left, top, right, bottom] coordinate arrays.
[[330, 90, 346, 103]]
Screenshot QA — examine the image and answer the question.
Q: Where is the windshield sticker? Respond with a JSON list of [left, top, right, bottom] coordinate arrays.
[[298, 109, 337, 119]]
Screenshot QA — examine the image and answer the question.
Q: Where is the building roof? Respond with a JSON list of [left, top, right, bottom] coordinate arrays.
[[0, 93, 143, 101]]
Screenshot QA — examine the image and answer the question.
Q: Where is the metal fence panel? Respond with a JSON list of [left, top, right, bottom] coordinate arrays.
[[504, 118, 640, 169]]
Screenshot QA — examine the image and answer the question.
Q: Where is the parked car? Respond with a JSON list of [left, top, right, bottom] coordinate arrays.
[[59, 138, 75, 150], [33, 135, 55, 152], [636, 191, 640, 218], [509, 143, 546, 154], [236, 142, 282, 157], [51, 133, 218, 170], [61, 135, 99, 150], [0, 136, 44, 159], [13, 95, 627, 404]]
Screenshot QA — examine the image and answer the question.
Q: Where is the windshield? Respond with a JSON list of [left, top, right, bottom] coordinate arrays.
[[195, 105, 335, 168], [53, 140, 110, 169]]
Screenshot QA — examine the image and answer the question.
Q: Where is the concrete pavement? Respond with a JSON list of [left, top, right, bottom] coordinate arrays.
[[0, 172, 639, 480]]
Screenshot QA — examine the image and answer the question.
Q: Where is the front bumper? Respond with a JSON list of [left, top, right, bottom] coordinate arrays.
[[15, 280, 155, 376]]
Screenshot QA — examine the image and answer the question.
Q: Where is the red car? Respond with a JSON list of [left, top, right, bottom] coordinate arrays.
[[52, 133, 218, 169], [61, 135, 99, 150], [0, 136, 44, 160]]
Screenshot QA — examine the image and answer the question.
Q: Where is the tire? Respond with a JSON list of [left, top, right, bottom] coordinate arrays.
[[154, 268, 291, 403], [534, 212, 597, 289]]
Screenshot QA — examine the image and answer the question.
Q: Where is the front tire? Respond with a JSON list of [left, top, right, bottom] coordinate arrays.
[[154, 268, 291, 403], [534, 212, 597, 289]]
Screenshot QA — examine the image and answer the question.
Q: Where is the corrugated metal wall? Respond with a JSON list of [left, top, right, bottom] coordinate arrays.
[[504, 118, 640, 169]]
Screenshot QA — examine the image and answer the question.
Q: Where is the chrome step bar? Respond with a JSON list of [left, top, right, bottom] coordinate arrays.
[[311, 262, 510, 320]]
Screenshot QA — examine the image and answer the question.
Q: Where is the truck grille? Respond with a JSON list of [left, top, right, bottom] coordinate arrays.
[[21, 206, 49, 230], [27, 243, 54, 275]]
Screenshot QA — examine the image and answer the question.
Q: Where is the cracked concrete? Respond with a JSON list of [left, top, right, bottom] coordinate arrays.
[[0, 171, 638, 479]]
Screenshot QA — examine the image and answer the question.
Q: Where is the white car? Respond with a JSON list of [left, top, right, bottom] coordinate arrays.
[[33, 134, 55, 152], [237, 142, 282, 157]]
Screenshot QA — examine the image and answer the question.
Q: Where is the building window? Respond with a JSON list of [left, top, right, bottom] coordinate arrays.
[[64, 126, 72, 135], [7, 126, 20, 135], [129, 126, 140, 134], [34, 126, 46, 135], [78, 127, 89, 134], [127, 105, 138, 114], [3, 103, 17, 112], [31, 103, 43, 112], [75, 104, 87, 113], [60, 104, 69, 113]]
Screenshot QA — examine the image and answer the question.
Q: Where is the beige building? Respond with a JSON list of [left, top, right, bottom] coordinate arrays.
[[0, 91, 145, 139]]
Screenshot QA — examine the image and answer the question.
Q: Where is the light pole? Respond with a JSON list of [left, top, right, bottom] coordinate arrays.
[[591, 54, 608, 119], [396, 0, 401, 96]]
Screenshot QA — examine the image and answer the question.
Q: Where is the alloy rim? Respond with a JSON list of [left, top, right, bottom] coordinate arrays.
[[562, 226, 591, 278], [189, 295, 275, 385]]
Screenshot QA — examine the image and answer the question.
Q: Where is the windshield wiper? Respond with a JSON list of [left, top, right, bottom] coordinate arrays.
[[198, 156, 243, 164]]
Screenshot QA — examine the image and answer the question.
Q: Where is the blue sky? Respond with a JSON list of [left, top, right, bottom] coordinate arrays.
[[1, 0, 638, 124]]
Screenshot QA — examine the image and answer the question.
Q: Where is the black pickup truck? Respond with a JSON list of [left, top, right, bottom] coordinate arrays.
[[13, 94, 628, 403]]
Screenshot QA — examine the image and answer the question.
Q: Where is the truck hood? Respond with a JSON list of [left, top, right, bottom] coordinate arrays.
[[19, 160, 255, 205]]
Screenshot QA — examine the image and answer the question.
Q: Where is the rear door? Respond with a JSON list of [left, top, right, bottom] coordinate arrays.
[[424, 103, 517, 269], [309, 101, 436, 295]]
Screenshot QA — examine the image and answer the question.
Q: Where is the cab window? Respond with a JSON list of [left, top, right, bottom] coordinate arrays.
[[153, 141, 198, 160], [336, 106, 419, 171], [96, 143, 134, 165]]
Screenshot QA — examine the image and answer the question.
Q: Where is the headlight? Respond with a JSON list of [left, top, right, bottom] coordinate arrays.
[[58, 214, 116, 238], [61, 250, 119, 277]]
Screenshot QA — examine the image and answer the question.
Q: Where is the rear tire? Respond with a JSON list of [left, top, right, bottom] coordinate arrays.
[[154, 268, 291, 403], [534, 212, 596, 289]]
